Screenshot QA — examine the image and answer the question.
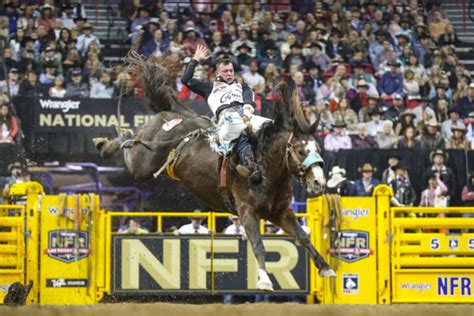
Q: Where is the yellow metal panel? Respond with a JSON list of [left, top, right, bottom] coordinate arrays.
[[39, 194, 98, 304], [0, 245, 18, 254], [0, 232, 19, 241], [393, 217, 474, 229], [0, 256, 18, 266], [399, 257, 474, 268], [321, 196, 378, 304], [392, 269, 474, 303]]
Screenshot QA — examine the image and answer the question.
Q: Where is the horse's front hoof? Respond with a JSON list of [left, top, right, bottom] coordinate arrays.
[[92, 137, 108, 150], [319, 267, 336, 278], [257, 280, 274, 292]]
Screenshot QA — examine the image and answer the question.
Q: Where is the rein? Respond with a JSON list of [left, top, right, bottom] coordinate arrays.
[[285, 132, 307, 186]]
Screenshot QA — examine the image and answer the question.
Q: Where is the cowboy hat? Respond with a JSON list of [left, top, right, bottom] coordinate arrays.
[[368, 92, 380, 100], [369, 107, 381, 116], [451, 124, 467, 133], [400, 109, 416, 118], [357, 79, 369, 87], [430, 149, 448, 162], [332, 120, 347, 128], [82, 23, 93, 30], [236, 43, 251, 51], [309, 42, 323, 50], [8, 162, 24, 173], [184, 26, 195, 33], [329, 166, 346, 177], [387, 60, 401, 67], [327, 166, 347, 188], [426, 119, 440, 128], [189, 209, 205, 220], [358, 163, 377, 173]]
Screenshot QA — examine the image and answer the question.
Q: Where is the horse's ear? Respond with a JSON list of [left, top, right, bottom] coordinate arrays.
[[309, 112, 321, 134]]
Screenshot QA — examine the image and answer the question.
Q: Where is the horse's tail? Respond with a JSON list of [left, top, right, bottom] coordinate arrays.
[[124, 50, 182, 113]]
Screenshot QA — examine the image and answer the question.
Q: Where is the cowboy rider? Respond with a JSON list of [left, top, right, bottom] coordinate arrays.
[[181, 44, 261, 182]]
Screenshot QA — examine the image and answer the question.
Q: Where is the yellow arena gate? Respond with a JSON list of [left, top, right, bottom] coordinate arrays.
[[0, 182, 473, 305]]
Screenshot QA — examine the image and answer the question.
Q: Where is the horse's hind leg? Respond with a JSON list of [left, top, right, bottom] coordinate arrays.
[[240, 205, 274, 291], [272, 208, 336, 278]]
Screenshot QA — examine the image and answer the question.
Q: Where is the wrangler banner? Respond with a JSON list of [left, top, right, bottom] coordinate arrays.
[[15, 97, 155, 133], [112, 235, 309, 295]]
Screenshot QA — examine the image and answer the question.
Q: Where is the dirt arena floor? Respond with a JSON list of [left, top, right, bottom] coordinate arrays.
[[0, 303, 472, 316]]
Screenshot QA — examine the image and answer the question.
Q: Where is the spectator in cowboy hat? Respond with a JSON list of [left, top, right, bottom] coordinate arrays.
[[283, 43, 306, 72], [224, 215, 245, 236], [378, 60, 404, 98], [382, 153, 400, 184], [326, 166, 353, 196], [456, 82, 474, 119], [395, 109, 417, 136], [385, 93, 406, 123], [65, 68, 89, 98], [420, 118, 445, 149], [76, 22, 100, 57], [446, 124, 469, 149], [441, 107, 463, 141], [350, 163, 381, 197], [422, 149, 456, 202], [176, 210, 209, 234], [389, 163, 416, 207], [412, 95, 436, 124], [350, 79, 370, 114], [358, 92, 381, 123], [397, 126, 421, 149], [366, 107, 384, 137], [324, 120, 352, 153]]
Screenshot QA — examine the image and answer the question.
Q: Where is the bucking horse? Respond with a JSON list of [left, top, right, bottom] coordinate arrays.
[[93, 51, 336, 291]]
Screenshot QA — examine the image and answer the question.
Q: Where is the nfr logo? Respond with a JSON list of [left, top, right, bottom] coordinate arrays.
[[329, 231, 371, 263], [46, 230, 89, 263], [437, 277, 472, 296]]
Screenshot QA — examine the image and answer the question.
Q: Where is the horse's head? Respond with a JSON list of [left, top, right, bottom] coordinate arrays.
[[286, 131, 326, 195], [283, 90, 327, 195]]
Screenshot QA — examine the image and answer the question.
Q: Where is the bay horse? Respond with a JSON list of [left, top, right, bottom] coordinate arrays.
[[93, 52, 335, 291]]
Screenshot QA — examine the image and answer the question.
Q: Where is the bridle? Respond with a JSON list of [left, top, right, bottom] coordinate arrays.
[[285, 132, 324, 186]]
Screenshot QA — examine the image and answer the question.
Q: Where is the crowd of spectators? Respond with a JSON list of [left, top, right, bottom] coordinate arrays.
[[0, 1, 125, 108], [0, 1, 473, 203]]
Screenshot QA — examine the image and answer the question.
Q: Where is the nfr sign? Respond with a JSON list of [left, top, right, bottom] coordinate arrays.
[[438, 277, 472, 296], [112, 235, 309, 294]]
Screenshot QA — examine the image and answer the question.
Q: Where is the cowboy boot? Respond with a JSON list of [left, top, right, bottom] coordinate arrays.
[[236, 147, 262, 183]]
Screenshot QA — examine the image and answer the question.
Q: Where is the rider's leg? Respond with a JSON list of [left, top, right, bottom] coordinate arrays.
[[235, 131, 262, 183]]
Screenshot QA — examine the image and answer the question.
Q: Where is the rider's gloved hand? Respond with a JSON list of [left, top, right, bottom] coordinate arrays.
[[243, 104, 254, 119]]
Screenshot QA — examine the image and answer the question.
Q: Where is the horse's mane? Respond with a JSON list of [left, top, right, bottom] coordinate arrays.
[[124, 50, 189, 114], [256, 83, 297, 151]]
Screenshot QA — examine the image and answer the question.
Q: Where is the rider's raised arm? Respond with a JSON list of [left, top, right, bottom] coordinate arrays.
[[181, 59, 213, 98]]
